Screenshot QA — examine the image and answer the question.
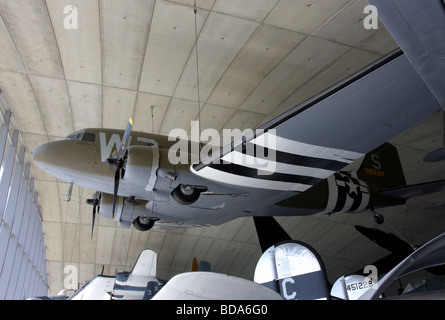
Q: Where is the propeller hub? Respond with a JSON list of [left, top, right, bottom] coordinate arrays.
[[106, 157, 122, 168]]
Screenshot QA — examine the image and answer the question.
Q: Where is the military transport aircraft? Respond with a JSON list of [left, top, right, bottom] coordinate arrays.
[[32, 0, 445, 232]]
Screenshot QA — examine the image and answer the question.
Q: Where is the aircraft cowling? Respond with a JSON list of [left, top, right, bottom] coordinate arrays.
[[97, 193, 133, 219], [122, 145, 159, 192]]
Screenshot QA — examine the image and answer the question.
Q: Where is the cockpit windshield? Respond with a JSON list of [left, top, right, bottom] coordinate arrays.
[[66, 130, 84, 141], [66, 130, 96, 142]]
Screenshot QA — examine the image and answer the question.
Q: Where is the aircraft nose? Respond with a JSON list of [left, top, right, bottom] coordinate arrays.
[[32, 140, 88, 179], [32, 142, 51, 167], [32, 141, 64, 176]]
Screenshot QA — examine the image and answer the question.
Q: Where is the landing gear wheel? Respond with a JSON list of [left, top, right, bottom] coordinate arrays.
[[171, 184, 201, 205], [373, 213, 384, 225], [369, 208, 384, 225], [133, 216, 155, 231]]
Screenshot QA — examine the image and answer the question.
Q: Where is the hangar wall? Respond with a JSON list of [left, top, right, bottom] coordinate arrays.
[[0, 93, 48, 299]]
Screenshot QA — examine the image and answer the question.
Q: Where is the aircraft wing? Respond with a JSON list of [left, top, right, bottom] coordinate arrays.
[[152, 272, 282, 300], [358, 231, 445, 300], [192, 51, 440, 191], [192, 0, 444, 192], [368, 0, 445, 110], [380, 180, 445, 199]]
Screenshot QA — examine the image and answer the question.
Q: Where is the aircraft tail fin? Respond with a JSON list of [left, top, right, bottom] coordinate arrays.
[[253, 217, 331, 300], [253, 216, 292, 253], [192, 256, 211, 272], [357, 143, 406, 189]]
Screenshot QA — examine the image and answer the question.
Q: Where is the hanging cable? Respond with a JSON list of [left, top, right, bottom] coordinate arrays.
[[194, 0, 202, 156], [150, 105, 155, 134]]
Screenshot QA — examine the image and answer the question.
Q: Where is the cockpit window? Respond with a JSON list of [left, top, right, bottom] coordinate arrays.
[[66, 131, 84, 141], [82, 132, 96, 142], [65, 130, 96, 142]]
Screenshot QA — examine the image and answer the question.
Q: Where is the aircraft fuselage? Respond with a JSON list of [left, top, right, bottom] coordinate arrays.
[[32, 128, 412, 230], [33, 128, 290, 229]]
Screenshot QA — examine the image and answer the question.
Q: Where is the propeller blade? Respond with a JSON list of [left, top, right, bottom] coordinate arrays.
[[115, 118, 133, 160], [91, 204, 96, 239], [108, 118, 133, 217], [112, 167, 121, 218], [87, 192, 100, 239]]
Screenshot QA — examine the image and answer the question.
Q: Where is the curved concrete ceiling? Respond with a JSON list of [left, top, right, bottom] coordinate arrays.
[[0, 0, 444, 296]]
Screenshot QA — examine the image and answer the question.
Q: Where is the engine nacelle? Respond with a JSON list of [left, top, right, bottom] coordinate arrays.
[[97, 193, 134, 220], [98, 193, 156, 229], [123, 145, 159, 192]]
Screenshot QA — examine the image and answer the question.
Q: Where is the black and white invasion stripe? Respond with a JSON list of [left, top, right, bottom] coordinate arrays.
[[191, 132, 364, 192]]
